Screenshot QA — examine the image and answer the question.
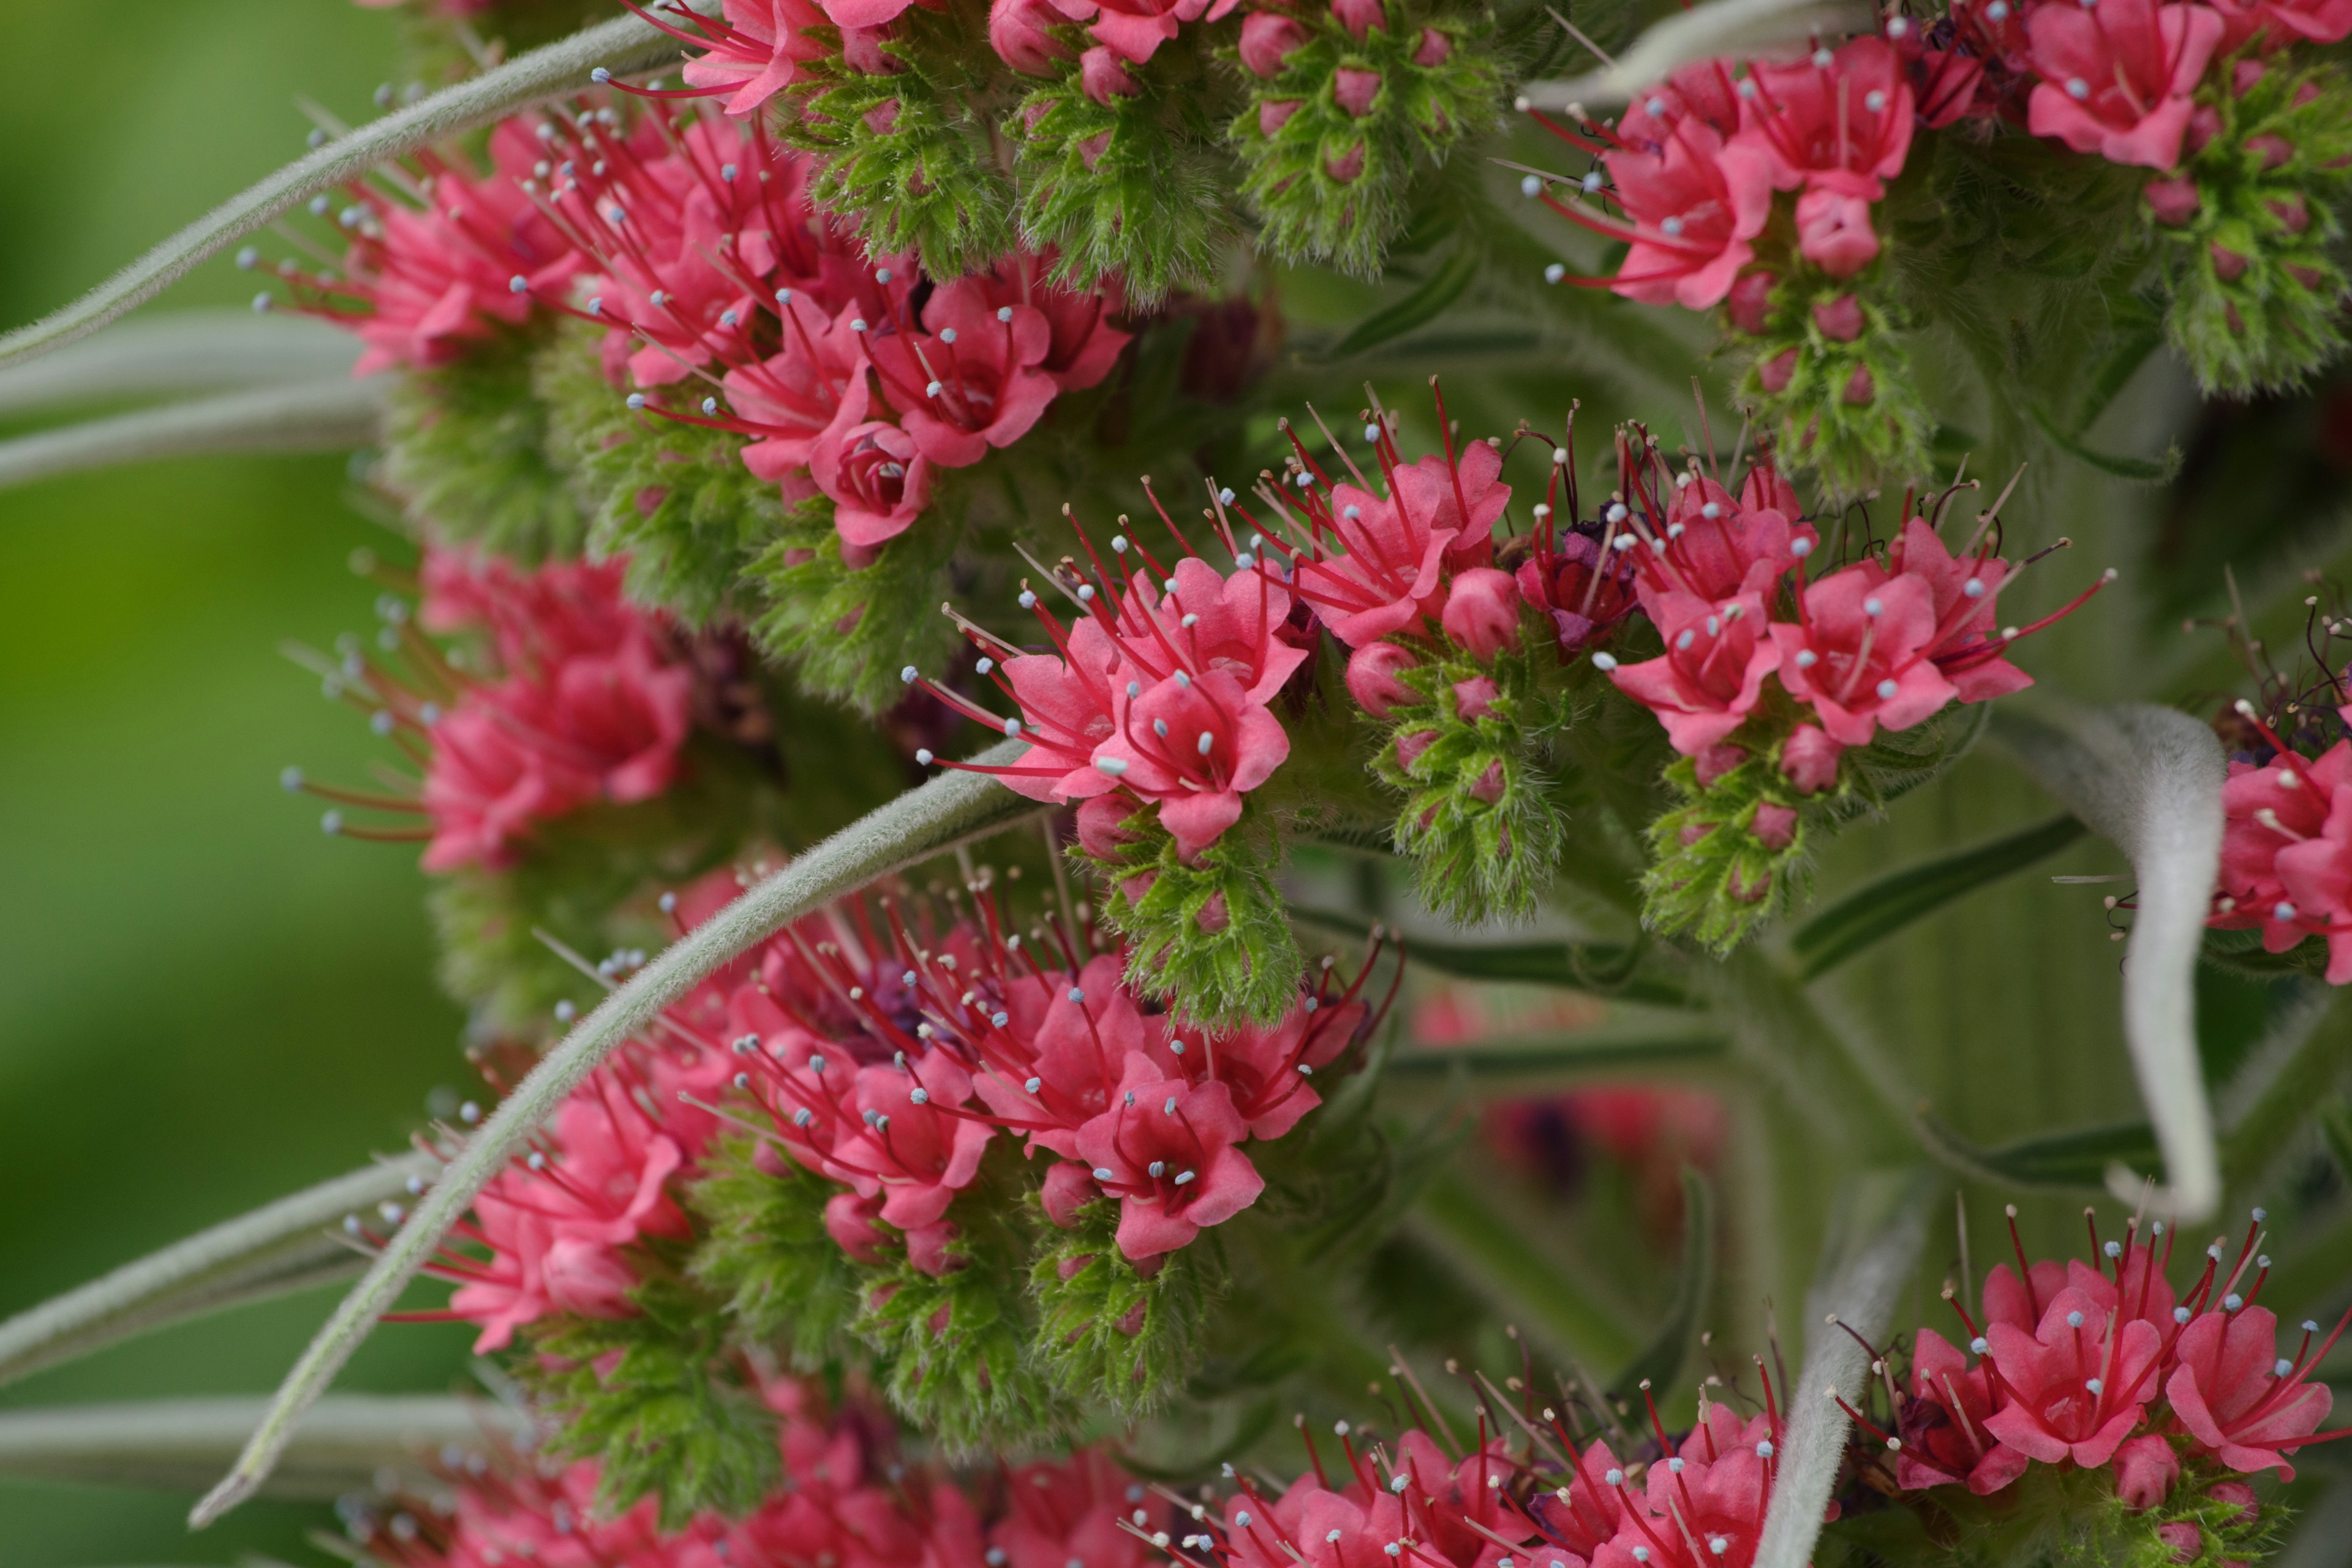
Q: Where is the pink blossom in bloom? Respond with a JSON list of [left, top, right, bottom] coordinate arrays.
[[2166, 1305, 2342, 1477], [1608, 589, 1781, 755], [1770, 568, 1959, 747], [991, 0, 1079, 73], [1167, 988, 1366, 1139], [1632, 474, 1815, 610], [1589, 124, 1774, 310], [993, 1450, 1157, 1568], [973, 251, 1132, 392], [1075, 1065, 1265, 1260], [1618, 61, 1745, 151], [420, 704, 586, 872], [2273, 785, 2352, 984], [1882, 518, 2035, 703], [723, 296, 872, 482], [1095, 665, 1291, 855], [2214, 0, 2352, 46], [1981, 1284, 2165, 1468], [1084, 0, 1243, 64], [1743, 38, 1917, 198], [670, 0, 833, 116], [2208, 736, 2352, 959], [812, 419, 935, 547], [1281, 437, 1508, 645], [1897, 1327, 2030, 1494], [1596, 1406, 1777, 1568], [868, 277, 1061, 467], [971, 952, 1172, 1158], [2026, 0, 2226, 169]]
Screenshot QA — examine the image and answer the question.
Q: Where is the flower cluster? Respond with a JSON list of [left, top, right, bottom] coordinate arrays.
[[287, 545, 696, 873], [1596, 451, 2108, 948], [344, 1377, 1164, 1568], [1879, 1207, 2347, 1553], [274, 99, 1129, 559], [2207, 699, 2352, 982]]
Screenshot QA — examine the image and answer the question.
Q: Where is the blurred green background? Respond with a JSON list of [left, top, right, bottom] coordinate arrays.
[[0, 4, 483, 1562]]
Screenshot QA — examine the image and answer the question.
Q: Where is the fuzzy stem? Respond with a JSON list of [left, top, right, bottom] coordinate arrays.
[[0, 1150, 440, 1389], [189, 744, 1037, 1527], [0, 311, 358, 416], [0, 380, 385, 491], [1518, 0, 1874, 111], [1992, 701, 2224, 1220], [0, 7, 704, 372]]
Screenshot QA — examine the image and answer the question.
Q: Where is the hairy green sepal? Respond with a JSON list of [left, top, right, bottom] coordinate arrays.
[[1080, 801, 1304, 1026], [380, 330, 586, 561], [1028, 1196, 1215, 1419], [746, 502, 960, 714], [687, 1134, 862, 1369]]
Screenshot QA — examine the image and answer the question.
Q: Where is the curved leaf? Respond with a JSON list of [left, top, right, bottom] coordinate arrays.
[[0, 311, 357, 415], [1753, 1173, 1934, 1568], [1607, 1167, 1714, 1401], [1518, 0, 1874, 110], [1915, 1112, 2158, 1192], [2026, 401, 2182, 484], [0, 1151, 439, 1389], [0, 380, 384, 492], [1991, 702, 2225, 1219], [0, 1395, 524, 1499], [1289, 902, 1695, 1007], [0, 10, 695, 371], [190, 743, 1037, 1526], [1384, 1027, 1730, 1087], [1325, 244, 1483, 360], [1790, 814, 2087, 981]]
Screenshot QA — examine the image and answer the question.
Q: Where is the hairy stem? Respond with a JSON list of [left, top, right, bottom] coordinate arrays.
[[0, 380, 385, 492], [190, 745, 1035, 1526]]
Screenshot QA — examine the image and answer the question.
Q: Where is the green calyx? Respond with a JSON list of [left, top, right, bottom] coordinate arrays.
[[1640, 741, 1823, 955], [745, 501, 962, 714], [2158, 58, 2352, 398], [379, 327, 587, 562], [1028, 1196, 1216, 1420], [1854, 1452, 2278, 1568], [1229, 1, 1502, 277], [514, 1275, 780, 1529], [1079, 799, 1304, 1027], [1366, 620, 1570, 924], [1736, 273, 1934, 505], [686, 1134, 863, 1369]]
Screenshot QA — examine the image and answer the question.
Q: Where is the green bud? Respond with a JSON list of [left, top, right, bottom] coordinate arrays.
[[1029, 1196, 1216, 1419], [1740, 281, 1932, 505], [1080, 801, 1303, 1026]]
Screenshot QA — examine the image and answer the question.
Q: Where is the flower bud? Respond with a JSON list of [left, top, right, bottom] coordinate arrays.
[[2206, 1483, 2258, 1525], [1726, 864, 1771, 903], [2156, 1523, 2201, 1566], [1469, 758, 1507, 803], [2211, 242, 2249, 282], [2185, 104, 2222, 155], [1076, 793, 1145, 858], [1758, 347, 1799, 393], [1441, 567, 1521, 658], [1413, 26, 1452, 64], [1196, 891, 1230, 932], [1695, 742, 1747, 788], [1326, 141, 1366, 181], [2247, 133, 2293, 169], [1795, 189, 1880, 278], [2113, 1434, 2179, 1510], [1812, 293, 1866, 342], [843, 25, 895, 74], [541, 1237, 639, 1319], [1780, 723, 1843, 794], [2233, 58, 2267, 95], [1334, 66, 1383, 118], [1081, 44, 1140, 103], [1041, 1161, 1101, 1228], [1396, 728, 1439, 772], [2286, 262, 2328, 290], [2145, 177, 2200, 226], [1346, 640, 1419, 717], [1727, 270, 1776, 335], [990, 0, 1074, 75], [1261, 99, 1304, 134], [1842, 364, 1876, 405], [1452, 676, 1500, 722], [1750, 802, 1797, 851], [825, 1191, 891, 1264], [2266, 194, 2310, 233], [1240, 11, 1311, 77], [1330, 0, 1385, 39]]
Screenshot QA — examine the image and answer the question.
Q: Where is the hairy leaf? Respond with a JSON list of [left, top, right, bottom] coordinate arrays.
[[1789, 813, 2087, 981]]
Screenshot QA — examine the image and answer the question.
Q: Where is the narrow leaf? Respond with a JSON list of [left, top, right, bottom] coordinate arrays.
[[0, 380, 384, 492], [1753, 1172, 1934, 1568], [0, 1151, 438, 1388], [1915, 1111, 2158, 1192], [1326, 244, 1483, 360], [1408, 1171, 1640, 1367], [0, 9, 696, 371], [1789, 814, 2086, 981], [2217, 981, 2346, 1183], [2026, 401, 2182, 484], [0, 1395, 524, 1499], [1607, 1167, 1714, 1400], [1518, 0, 1874, 110], [1992, 702, 2225, 1219], [1289, 903, 1695, 1007], [1383, 1027, 1729, 1087], [190, 744, 1036, 1526], [0, 310, 358, 416]]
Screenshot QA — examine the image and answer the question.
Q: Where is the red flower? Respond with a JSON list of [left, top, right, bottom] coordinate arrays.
[[812, 418, 935, 548], [1287, 444, 1506, 646], [1597, 1408, 1776, 1568], [420, 704, 584, 872], [2209, 733, 2352, 968], [869, 277, 1063, 467], [1741, 37, 1917, 198], [1096, 664, 1291, 855], [1632, 474, 1816, 611], [993, 1450, 1156, 1568], [974, 251, 1132, 392], [1770, 567, 1959, 747], [1981, 1284, 2165, 1468], [2026, 0, 2226, 169], [1607, 589, 1781, 755], [971, 953, 1174, 1158], [2166, 1305, 2340, 1477], [1882, 518, 2036, 704], [1596, 123, 1774, 310], [1074, 1065, 1265, 1260], [1898, 1327, 2030, 1494], [673, 0, 832, 116]]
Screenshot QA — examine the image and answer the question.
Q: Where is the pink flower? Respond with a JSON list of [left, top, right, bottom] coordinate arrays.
[[1897, 1327, 2030, 1494], [2026, 0, 2226, 169], [1742, 38, 1916, 198], [1441, 567, 1521, 659], [812, 419, 935, 547], [1240, 10, 1311, 75], [2113, 1433, 2180, 1509], [1080, 42, 1143, 100], [1095, 666, 1291, 854], [1346, 640, 1420, 718], [1882, 518, 2036, 704], [1770, 567, 1959, 747], [674, 0, 832, 116], [991, 0, 1079, 73], [817, 0, 929, 32], [1779, 722, 1844, 794], [1330, 0, 1384, 37], [971, 953, 1170, 1158], [1085, 0, 1242, 64], [1794, 187, 1881, 277], [869, 277, 1061, 467], [1284, 438, 1509, 645], [1981, 1284, 2165, 1468], [829, 1053, 997, 1232], [2210, 737, 2352, 966], [1597, 1406, 1776, 1568], [2217, 0, 2352, 45], [421, 704, 583, 871], [1608, 589, 1781, 755], [1167, 989, 1364, 1138], [1633, 475, 1815, 610], [1074, 1065, 1265, 1259], [1594, 123, 1775, 310], [992, 1450, 1156, 1568], [1517, 520, 1640, 654], [974, 251, 1131, 391], [2166, 1305, 2340, 1477], [1618, 61, 1746, 151], [2274, 785, 2352, 984], [723, 296, 873, 481]]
